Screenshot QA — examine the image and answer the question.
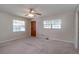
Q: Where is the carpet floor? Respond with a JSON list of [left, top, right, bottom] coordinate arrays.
[[0, 37, 78, 54]]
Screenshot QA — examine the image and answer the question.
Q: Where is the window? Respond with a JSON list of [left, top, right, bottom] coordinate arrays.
[[51, 20, 61, 29], [43, 20, 51, 28], [43, 19, 61, 29], [13, 20, 25, 32]]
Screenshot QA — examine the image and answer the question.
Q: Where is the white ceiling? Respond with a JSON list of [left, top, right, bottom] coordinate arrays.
[[0, 4, 78, 18]]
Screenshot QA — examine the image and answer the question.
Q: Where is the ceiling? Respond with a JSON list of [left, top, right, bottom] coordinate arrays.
[[0, 4, 78, 18]]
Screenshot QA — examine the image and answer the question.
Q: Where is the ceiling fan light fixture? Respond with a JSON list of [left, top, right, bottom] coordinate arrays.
[[25, 8, 42, 18], [27, 13, 34, 18], [31, 10, 35, 13]]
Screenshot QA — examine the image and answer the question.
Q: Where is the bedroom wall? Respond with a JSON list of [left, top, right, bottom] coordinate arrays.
[[36, 11, 75, 43], [0, 12, 28, 43], [78, 11, 79, 48]]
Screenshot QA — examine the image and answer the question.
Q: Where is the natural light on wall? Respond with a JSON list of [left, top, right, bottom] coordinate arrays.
[[13, 20, 25, 32], [43, 19, 61, 29]]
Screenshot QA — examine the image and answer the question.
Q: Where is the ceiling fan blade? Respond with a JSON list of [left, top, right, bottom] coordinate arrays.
[[34, 13, 41, 15], [24, 14, 28, 16]]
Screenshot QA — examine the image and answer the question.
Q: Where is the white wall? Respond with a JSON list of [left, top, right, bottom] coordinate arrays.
[[36, 11, 75, 43], [0, 12, 28, 43], [78, 11, 79, 48]]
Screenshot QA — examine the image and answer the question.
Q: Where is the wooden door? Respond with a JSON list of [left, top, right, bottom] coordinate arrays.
[[31, 21, 36, 37]]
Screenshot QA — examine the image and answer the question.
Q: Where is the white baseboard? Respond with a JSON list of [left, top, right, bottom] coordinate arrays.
[[37, 35, 74, 44], [52, 38, 74, 44]]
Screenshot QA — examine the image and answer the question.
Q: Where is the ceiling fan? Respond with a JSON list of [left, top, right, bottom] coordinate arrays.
[[25, 8, 42, 18]]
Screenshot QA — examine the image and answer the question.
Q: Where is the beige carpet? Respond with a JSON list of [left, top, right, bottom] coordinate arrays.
[[0, 37, 78, 54]]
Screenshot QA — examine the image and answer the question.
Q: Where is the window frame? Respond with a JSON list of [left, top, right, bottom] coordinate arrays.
[[43, 20, 51, 29], [13, 20, 26, 32], [43, 19, 61, 29]]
